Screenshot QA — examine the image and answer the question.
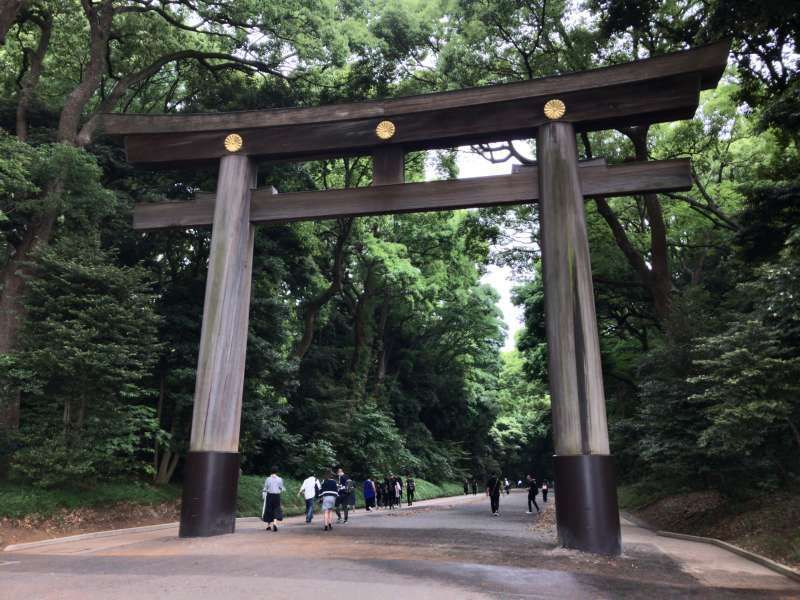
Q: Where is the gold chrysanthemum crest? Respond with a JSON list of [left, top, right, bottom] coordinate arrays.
[[375, 120, 396, 140], [224, 133, 243, 152], [543, 99, 566, 120]]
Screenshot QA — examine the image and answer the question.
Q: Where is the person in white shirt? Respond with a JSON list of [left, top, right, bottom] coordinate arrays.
[[298, 474, 320, 524]]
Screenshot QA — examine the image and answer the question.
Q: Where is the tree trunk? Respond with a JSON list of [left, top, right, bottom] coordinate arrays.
[[15, 12, 51, 141], [622, 126, 672, 321], [584, 127, 673, 323], [291, 218, 354, 359], [56, 1, 114, 145], [0, 0, 28, 45], [370, 291, 391, 397], [350, 264, 377, 377]]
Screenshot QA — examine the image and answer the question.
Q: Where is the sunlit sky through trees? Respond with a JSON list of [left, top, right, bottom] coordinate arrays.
[[426, 148, 524, 351]]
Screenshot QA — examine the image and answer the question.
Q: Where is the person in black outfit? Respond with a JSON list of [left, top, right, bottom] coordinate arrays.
[[542, 480, 549, 503], [463, 479, 469, 495], [406, 475, 415, 506], [471, 479, 478, 495], [485, 474, 501, 515], [526, 474, 540, 514], [335, 466, 351, 523], [383, 476, 394, 509]]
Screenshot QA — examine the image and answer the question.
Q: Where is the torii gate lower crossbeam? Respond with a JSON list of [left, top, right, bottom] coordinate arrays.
[[102, 41, 729, 555]]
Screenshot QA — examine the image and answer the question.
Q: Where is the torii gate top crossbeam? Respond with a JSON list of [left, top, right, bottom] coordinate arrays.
[[101, 42, 728, 167]]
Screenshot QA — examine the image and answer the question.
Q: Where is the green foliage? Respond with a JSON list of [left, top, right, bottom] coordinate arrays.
[[4, 239, 162, 487], [0, 480, 179, 520], [617, 481, 676, 511]]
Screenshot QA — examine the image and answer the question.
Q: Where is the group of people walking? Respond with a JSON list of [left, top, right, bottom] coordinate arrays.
[[363, 474, 415, 510], [484, 473, 550, 517], [262, 466, 551, 531], [262, 466, 416, 531]]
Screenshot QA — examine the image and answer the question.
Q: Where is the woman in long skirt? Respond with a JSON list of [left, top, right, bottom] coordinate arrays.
[[262, 465, 285, 532]]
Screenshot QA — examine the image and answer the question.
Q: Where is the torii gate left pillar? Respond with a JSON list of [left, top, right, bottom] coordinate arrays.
[[179, 154, 255, 537]]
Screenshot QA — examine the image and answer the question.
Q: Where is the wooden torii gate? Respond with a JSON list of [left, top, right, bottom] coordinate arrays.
[[102, 41, 728, 556]]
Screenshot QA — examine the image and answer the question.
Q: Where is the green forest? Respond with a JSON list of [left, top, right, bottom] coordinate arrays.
[[0, 0, 798, 511]]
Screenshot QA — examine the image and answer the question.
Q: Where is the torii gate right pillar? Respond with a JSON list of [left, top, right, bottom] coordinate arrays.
[[537, 121, 622, 556]]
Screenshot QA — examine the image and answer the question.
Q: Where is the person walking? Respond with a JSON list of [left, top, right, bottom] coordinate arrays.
[[262, 466, 285, 531], [376, 477, 384, 508], [405, 475, 415, 506], [298, 473, 320, 524], [394, 477, 402, 508], [335, 466, 352, 523], [384, 475, 395, 509], [463, 479, 469, 495], [364, 477, 377, 511], [297, 475, 319, 524], [471, 479, 478, 495], [542, 480, 549, 503], [526, 474, 540, 514], [503, 477, 510, 495], [318, 470, 338, 531], [485, 473, 501, 516]]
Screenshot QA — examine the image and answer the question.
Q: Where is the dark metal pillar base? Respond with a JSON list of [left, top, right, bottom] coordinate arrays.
[[554, 454, 621, 556], [179, 451, 240, 538]]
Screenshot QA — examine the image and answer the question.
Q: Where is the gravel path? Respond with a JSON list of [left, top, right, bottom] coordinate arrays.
[[2, 490, 798, 599]]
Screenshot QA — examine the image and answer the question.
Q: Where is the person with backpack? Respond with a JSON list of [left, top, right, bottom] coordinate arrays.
[[298, 473, 320, 524], [261, 466, 285, 532], [405, 475, 416, 506], [318, 470, 339, 531], [335, 466, 353, 523], [526, 474, 540, 514], [364, 477, 377, 511], [485, 473, 502, 516]]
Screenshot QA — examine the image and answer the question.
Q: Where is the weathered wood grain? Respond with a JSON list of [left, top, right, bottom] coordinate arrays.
[[538, 121, 610, 457], [132, 159, 690, 230], [118, 74, 701, 166], [189, 155, 256, 453], [102, 42, 727, 136], [372, 146, 405, 185]]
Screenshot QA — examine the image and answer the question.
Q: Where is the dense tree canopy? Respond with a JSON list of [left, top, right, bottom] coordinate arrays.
[[0, 1, 797, 496]]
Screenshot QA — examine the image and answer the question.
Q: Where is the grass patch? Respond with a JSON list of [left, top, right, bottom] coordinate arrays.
[[617, 481, 674, 510], [1, 476, 465, 521], [0, 481, 180, 519]]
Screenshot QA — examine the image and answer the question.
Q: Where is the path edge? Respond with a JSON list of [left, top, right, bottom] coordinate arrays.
[[656, 530, 800, 583], [3, 493, 476, 553], [2, 521, 180, 552]]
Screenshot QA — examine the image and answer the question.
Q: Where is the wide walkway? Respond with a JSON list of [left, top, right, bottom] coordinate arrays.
[[2, 491, 798, 599]]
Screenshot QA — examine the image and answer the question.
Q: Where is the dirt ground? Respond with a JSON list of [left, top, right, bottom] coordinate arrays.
[[633, 489, 800, 570], [0, 500, 180, 549]]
